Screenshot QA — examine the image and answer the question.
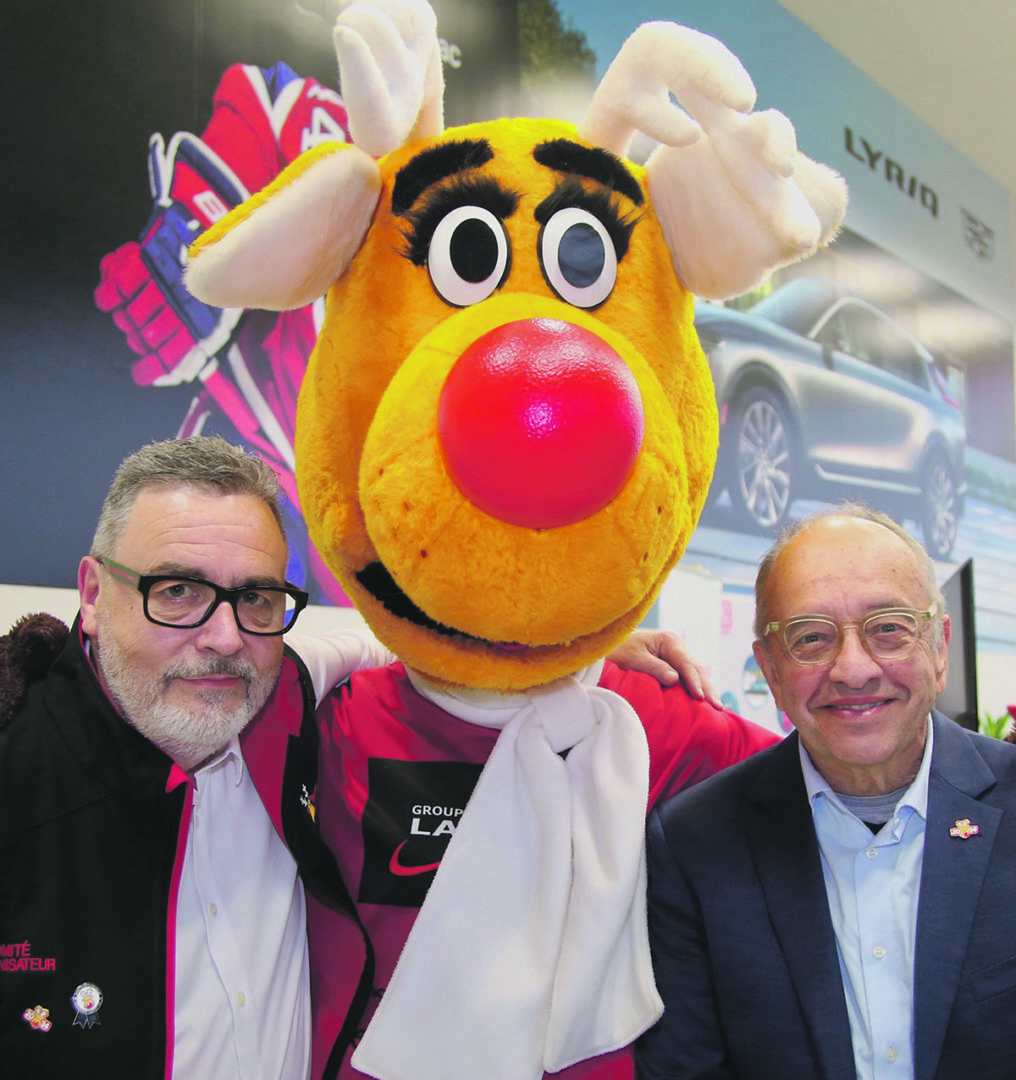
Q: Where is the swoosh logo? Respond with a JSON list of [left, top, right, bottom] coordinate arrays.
[[389, 841, 443, 877]]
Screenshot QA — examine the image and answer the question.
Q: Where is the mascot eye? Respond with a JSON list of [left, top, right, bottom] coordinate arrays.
[[428, 205, 511, 307], [540, 206, 617, 309]]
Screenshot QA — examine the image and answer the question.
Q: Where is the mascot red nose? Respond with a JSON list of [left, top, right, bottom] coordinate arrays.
[[187, 2, 846, 1078], [437, 318, 646, 529]]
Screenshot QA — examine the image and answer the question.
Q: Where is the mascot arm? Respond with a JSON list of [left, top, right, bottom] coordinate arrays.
[[286, 627, 394, 707], [601, 663, 778, 805], [287, 626, 711, 710]]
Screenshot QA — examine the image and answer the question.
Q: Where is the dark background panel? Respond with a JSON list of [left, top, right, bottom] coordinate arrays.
[[1, 0, 520, 587]]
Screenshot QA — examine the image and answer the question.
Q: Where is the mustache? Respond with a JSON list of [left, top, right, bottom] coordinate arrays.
[[161, 657, 258, 686]]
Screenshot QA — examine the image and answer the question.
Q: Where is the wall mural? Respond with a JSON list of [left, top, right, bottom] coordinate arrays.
[[3, 0, 1014, 723], [2, 0, 520, 602], [545, 1, 1016, 727]]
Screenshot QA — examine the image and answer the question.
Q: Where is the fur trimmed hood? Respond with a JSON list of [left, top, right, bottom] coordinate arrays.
[[0, 613, 69, 729]]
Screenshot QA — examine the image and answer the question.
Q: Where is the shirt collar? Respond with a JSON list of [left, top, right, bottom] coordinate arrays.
[[800, 714, 934, 822], [193, 736, 246, 788]]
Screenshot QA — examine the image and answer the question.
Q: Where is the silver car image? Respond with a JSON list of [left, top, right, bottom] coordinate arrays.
[[696, 277, 967, 558]]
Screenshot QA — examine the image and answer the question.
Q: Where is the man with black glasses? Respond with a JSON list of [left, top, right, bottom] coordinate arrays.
[[637, 503, 1016, 1080], [0, 436, 391, 1078]]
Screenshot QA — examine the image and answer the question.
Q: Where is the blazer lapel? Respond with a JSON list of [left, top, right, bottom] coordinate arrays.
[[746, 735, 857, 1080], [913, 714, 1001, 1080]]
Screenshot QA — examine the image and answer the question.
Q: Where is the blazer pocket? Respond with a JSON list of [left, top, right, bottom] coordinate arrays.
[[970, 953, 1016, 1001]]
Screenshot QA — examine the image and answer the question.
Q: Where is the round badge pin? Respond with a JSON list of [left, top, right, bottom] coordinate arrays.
[[71, 982, 103, 1028]]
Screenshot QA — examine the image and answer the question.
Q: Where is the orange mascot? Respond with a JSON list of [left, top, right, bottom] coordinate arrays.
[[187, 3, 846, 1078]]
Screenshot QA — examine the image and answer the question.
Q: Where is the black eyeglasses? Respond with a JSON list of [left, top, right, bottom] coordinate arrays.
[[763, 605, 938, 666], [97, 556, 309, 636]]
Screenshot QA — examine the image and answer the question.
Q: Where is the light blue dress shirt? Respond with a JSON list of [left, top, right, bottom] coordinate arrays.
[[800, 718, 934, 1080]]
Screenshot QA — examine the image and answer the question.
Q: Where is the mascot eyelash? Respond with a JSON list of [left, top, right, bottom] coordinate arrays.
[[399, 175, 519, 267]]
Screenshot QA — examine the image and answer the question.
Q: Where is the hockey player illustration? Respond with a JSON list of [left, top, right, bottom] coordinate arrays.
[[94, 60, 353, 603]]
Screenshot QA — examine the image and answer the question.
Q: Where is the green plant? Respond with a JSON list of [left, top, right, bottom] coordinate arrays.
[[979, 710, 1014, 740]]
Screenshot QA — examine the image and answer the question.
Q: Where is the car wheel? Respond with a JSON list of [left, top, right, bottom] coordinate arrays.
[[921, 453, 959, 559], [728, 388, 795, 532]]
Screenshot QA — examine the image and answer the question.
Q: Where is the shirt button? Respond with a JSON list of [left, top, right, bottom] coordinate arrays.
[[865, 847, 877, 859], [209, 903, 218, 917], [872, 945, 886, 959], [236, 991, 246, 1007], [886, 1048, 898, 1062]]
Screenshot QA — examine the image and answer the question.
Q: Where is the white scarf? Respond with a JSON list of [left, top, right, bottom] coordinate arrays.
[[350, 660, 662, 1080]]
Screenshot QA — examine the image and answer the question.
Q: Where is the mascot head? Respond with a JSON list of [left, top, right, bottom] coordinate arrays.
[[187, 0, 846, 690]]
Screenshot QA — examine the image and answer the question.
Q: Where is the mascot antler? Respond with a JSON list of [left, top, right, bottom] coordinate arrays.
[[188, 1, 844, 313], [333, 0, 444, 155], [580, 21, 847, 299]]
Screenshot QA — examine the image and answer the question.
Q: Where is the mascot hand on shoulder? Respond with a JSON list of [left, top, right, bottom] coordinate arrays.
[[187, 3, 845, 1079]]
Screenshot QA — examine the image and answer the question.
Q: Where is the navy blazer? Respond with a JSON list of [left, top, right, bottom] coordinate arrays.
[[637, 712, 1016, 1080]]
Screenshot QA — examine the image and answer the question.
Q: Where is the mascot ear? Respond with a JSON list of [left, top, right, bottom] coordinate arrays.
[[579, 21, 847, 301], [185, 142, 382, 311]]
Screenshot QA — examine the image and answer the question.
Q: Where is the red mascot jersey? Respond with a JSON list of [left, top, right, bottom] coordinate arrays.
[[290, 660, 777, 1080]]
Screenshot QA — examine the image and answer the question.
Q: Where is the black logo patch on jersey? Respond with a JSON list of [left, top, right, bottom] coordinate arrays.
[[358, 758, 483, 907]]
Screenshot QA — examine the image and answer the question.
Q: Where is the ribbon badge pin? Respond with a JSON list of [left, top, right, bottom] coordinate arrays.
[[71, 983, 103, 1028], [23, 1005, 52, 1032], [949, 818, 980, 840]]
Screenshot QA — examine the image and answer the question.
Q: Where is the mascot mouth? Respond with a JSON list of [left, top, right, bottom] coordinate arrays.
[[356, 562, 457, 637], [356, 561, 530, 653]]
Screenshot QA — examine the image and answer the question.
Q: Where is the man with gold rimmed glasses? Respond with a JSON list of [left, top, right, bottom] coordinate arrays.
[[762, 605, 939, 669], [639, 503, 1016, 1080]]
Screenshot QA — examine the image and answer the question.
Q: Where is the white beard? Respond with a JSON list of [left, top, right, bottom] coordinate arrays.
[[95, 608, 279, 768]]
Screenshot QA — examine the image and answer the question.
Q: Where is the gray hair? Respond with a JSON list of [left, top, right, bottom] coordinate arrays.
[[753, 501, 945, 642], [90, 436, 286, 559]]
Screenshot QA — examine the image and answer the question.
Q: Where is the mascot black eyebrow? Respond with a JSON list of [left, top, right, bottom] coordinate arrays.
[[187, 2, 847, 1079]]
